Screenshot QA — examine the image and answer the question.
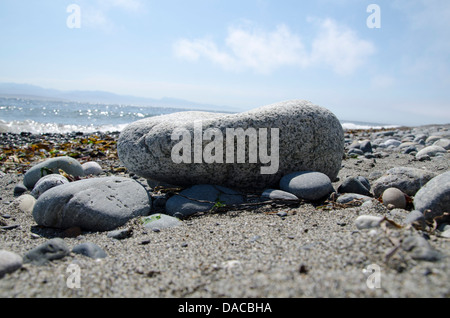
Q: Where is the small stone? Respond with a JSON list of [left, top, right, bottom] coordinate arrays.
[[141, 214, 183, 230], [402, 236, 442, 262], [23, 238, 70, 265], [0, 250, 22, 278], [337, 176, 371, 196], [72, 243, 107, 259], [372, 167, 437, 197], [336, 193, 373, 204], [348, 148, 364, 156], [433, 138, 450, 150], [14, 194, 36, 214], [416, 145, 446, 159], [23, 156, 85, 190], [31, 174, 69, 199], [383, 139, 401, 148], [13, 183, 27, 197], [403, 146, 418, 154], [280, 171, 334, 201], [354, 215, 383, 230], [249, 235, 261, 242], [359, 140, 373, 153], [425, 136, 442, 144], [1, 225, 20, 231], [107, 228, 133, 240], [81, 161, 103, 176], [382, 188, 406, 209], [261, 189, 299, 201], [165, 184, 245, 217], [276, 211, 288, 217]]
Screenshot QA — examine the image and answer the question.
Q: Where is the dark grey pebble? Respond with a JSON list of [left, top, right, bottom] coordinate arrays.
[[402, 236, 442, 262], [280, 171, 334, 201], [14, 183, 27, 197], [72, 243, 107, 259], [107, 228, 133, 240], [1, 225, 20, 231], [338, 176, 371, 196], [23, 238, 70, 265]]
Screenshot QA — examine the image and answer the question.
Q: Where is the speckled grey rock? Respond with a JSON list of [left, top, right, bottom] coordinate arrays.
[[81, 161, 103, 175], [261, 189, 299, 201], [118, 100, 344, 190], [141, 214, 183, 230], [372, 167, 437, 197], [165, 185, 245, 217], [23, 156, 84, 190], [414, 171, 450, 219], [382, 188, 406, 209], [416, 145, 446, 159], [280, 171, 334, 201], [32, 177, 151, 231], [0, 250, 22, 278], [30, 174, 69, 199], [72, 243, 107, 259], [23, 238, 70, 265]]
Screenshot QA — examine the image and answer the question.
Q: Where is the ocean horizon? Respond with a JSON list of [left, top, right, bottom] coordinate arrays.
[[0, 97, 399, 134]]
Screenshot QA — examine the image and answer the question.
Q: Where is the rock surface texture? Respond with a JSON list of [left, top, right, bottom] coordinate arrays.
[[118, 100, 344, 190]]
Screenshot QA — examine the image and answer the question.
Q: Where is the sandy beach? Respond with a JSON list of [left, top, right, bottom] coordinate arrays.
[[0, 125, 449, 298]]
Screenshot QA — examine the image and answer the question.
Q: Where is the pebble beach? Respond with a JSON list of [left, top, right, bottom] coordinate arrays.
[[1, 122, 449, 298]]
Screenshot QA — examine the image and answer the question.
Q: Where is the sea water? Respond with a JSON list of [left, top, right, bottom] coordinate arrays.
[[0, 97, 398, 134]]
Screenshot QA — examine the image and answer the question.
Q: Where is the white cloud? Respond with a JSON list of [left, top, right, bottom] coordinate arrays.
[[310, 19, 375, 75], [174, 19, 375, 75], [174, 24, 307, 74], [77, 0, 144, 31], [173, 39, 236, 70], [225, 24, 308, 73]]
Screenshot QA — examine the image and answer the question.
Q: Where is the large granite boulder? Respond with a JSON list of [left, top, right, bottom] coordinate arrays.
[[118, 100, 344, 190]]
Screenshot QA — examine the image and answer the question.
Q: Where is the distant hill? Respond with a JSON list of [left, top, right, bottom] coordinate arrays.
[[0, 82, 235, 112]]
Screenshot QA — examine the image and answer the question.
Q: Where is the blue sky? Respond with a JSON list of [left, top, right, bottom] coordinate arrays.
[[0, 0, 449, 125]]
